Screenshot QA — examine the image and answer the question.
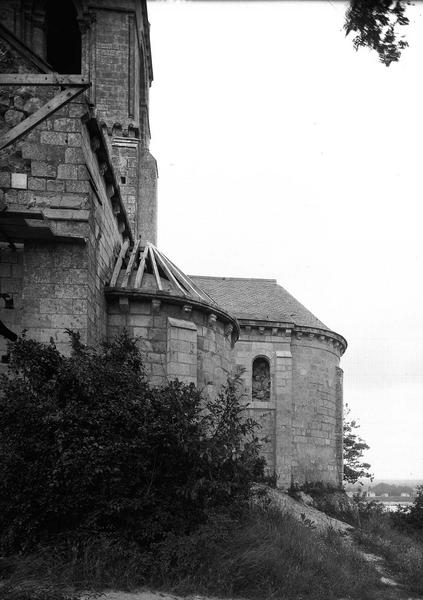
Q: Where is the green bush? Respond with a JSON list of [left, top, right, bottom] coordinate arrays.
[[0, 332, 265, 553]]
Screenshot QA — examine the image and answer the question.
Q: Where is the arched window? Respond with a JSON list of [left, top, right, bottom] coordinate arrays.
[[46, 0, 81, 73], [252, 356, 271, 401]]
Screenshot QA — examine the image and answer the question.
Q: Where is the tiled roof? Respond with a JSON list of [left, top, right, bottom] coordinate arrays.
[[190, 276, 330, 331]]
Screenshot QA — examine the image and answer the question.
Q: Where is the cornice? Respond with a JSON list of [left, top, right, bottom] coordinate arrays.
[[104, 287, 240, 344], [238, 318, 347, 355]]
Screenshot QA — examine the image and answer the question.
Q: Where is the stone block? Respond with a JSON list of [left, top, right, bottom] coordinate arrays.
[[31, 161, 56, 178], [28, 177, 46, 191], [0, 172, 11, 187], [2, 277, 23, 293], [65, 147, 85, 164], [128, 314, 152, 328], [39, 298, 73, 314], [11, 173, 27, 189], [77, 165, 89, 180], [67, 133, 82, 147], [54, 118, 80, 132], [68, 104, 85, 118], [46, 180, 66, 192], [54, 283, 86, 299], [23, 97, 43, 114], [0, 264, 11, 277], [40, 131, 68, 146], [50, 314, 87, 329], [129, 301, 151, 315], [65, 180, 90, 193], [57, 164, 79, 180], [5, 109, 24, 127]]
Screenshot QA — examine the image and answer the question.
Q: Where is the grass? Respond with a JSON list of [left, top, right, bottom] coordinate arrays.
[[353, 509, 423, 594], [0, 504, 382, 600]]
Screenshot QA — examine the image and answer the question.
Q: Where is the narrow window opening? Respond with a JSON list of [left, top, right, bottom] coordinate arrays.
[[46, 0, 81, 73], [121, 176, 126, 184], [252, 356, 271, 401]]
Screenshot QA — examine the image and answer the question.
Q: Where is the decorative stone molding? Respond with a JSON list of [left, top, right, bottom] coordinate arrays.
[[182, 304, 192, 316], [208, 313, 217, 328], [84, 117, 133, 243], [118, 296, 129, 313], [225, 324, 233, 338], [237, 319, 347, 355], [151, 299, 161, 314]]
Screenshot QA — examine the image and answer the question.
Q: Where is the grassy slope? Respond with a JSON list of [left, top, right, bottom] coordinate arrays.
[[354, 511, 423, 595], [0, 504, 382, 600]]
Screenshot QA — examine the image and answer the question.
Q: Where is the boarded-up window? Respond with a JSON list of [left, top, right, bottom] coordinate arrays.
[[252, 356, 270, 401]]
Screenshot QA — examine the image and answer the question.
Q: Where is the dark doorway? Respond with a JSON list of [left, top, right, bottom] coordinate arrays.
[[46, 0, 81, 73]]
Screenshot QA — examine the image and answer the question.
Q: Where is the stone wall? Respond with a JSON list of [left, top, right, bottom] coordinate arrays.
[[0, 46, 128, 353], [234, 322, 345, 488], [290, 335, 343, 486], [106, 295, 234, 394], [0, 244, 24, 369]]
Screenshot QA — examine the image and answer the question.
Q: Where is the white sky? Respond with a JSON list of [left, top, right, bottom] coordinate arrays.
[[147, 0, 423, 480]]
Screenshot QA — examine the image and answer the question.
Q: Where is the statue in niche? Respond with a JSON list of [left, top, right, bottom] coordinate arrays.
[[252, 357, 271, 401]]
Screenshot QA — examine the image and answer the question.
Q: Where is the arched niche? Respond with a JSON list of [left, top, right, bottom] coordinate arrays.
[[252, 356, 271, 402], [45, 0, 81, 73]]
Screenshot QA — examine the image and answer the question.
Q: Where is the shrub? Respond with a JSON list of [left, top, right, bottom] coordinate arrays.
[[392, 485, 423, 531], [0, 332, 264, 553]]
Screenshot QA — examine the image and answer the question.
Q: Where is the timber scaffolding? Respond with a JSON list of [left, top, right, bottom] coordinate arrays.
[[0, 20, 134, 247], [108, 241, 219, 305], [105, 241, 240, 342]]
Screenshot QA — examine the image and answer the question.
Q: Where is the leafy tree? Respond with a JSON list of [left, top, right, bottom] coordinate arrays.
[[394, 485, 423, 530], [345, 0, 411, 66], [343, 404, 372, 484], [0, 332, 265, 553]]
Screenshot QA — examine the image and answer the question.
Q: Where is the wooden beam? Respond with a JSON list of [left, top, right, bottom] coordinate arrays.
[[121, 238, 140, 288], [0, 74, 90, 86], [134, 245, 149, 288], [109, 239, 130, 288], [149, 244, 163, 291], [0, 85, 89, 152], [154, 247, 188, 297], [159, 251, 203, 300]]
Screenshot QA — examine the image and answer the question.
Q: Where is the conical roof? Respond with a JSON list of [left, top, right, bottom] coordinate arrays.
[[108, 241, 221, 307], [190, 276, 330, 331]]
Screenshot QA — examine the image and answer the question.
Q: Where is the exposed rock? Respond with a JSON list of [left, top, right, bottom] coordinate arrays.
[[252, 485, 354, 533], [0, 93, 11, 110], [4, 109, 24, 127], [23, 97, 43, 114], [13, 95, 25, 110]]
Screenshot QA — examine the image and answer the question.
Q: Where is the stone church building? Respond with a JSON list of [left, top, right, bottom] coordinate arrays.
[[0, 0, 347, 488]]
